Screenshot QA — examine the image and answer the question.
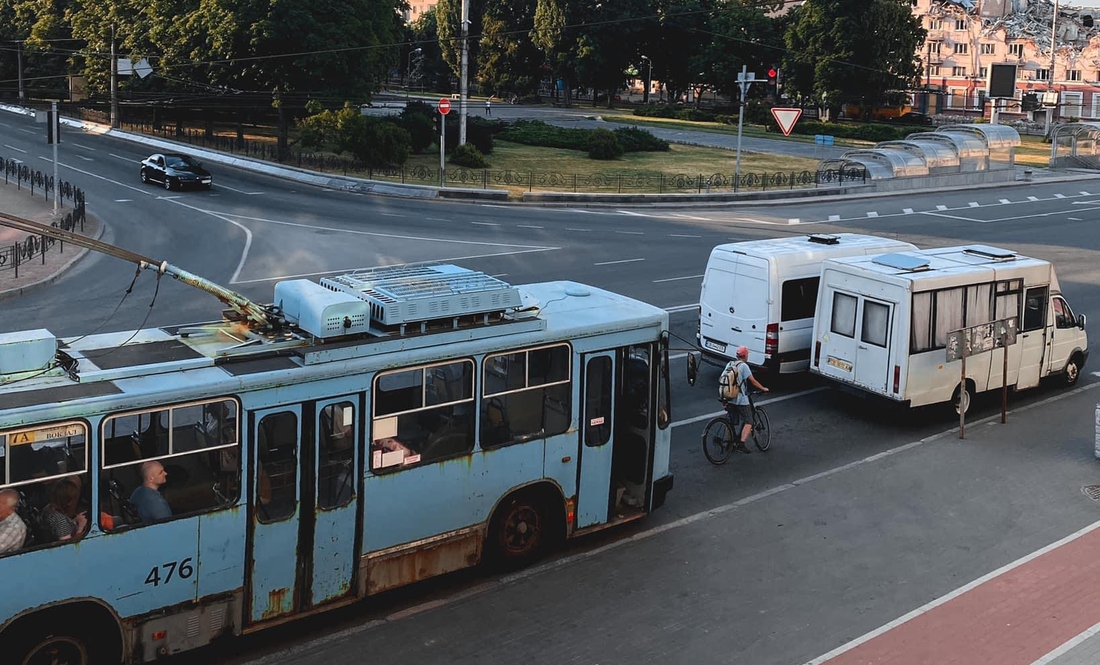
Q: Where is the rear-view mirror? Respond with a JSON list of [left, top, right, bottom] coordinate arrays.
[[1079, 313, 1087, 329], [687, 352, 699, 386]]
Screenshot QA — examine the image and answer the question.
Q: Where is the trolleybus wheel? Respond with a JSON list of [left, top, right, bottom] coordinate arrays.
[[16, 631, 92, 665], [489, 492, 549, 567]]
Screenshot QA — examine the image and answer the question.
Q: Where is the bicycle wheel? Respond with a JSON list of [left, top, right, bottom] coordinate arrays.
[[751, 407, 771, 452], [702, 417, 736, 465]]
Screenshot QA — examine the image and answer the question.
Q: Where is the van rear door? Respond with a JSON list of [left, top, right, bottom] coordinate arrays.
[[730, 255, 770, 364], [700, 254, 739, 357]]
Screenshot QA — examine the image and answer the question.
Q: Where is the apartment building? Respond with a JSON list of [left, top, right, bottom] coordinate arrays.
[[913, 0, 1100, 119]]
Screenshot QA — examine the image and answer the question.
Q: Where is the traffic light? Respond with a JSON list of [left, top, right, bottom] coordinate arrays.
[[767, 66, 778, 96]]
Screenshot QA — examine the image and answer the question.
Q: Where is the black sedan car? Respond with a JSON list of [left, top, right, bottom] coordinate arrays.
[[140, 153, 213, 190]]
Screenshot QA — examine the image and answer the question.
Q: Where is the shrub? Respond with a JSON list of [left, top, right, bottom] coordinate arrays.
[[399, 112, 435, 153], [450, 143, 490, 168], [498, 119, 590, 151], [613, 126, 670, 152], [633, 104, 680, 119], [443, 116, 497, 154], [674, 108, 716, 122], [744, 103, 774, 125], [587, 128, 623, 160], [789, 120, 910, 142], [344, 117, 411, 167]]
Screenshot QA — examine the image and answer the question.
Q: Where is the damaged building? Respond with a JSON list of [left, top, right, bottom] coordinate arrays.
[[913, 0, 1100, 119]]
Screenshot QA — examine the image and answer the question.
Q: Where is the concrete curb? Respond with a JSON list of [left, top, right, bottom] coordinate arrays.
[[0, 213, 106, 302], [0, 103, 509, 202]]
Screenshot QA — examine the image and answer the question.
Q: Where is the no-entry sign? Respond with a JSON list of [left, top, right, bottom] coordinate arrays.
[[438, 98, 451, 115]]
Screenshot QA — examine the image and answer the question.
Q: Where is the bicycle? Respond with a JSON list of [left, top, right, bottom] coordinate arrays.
[[701, 389, 771, 465]]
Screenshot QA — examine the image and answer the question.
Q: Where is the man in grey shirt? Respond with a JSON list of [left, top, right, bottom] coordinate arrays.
[[130, 461, 172, 523]]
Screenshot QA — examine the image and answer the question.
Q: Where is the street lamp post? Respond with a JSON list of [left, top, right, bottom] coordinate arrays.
[[1047, 0, 1059, 132], [407, 47, 422, 103], [640, 55, 652, 105]]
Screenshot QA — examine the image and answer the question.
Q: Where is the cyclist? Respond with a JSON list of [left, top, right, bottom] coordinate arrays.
[[722, 346, 769, 453]]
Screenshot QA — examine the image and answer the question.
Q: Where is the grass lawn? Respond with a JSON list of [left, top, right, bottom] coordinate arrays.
[[597, 111, 876, 148], [400, 140, 821, 197], [1014, 134, 1052, 167]]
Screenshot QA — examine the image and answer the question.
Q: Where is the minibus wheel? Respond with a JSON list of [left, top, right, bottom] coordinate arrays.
[[952, 382, 973, 415], [1064, 355, 1082, 386]]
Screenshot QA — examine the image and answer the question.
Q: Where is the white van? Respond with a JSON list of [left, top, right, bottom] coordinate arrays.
[[698, 233, 918, 373], [810, 245, 1089, 410]]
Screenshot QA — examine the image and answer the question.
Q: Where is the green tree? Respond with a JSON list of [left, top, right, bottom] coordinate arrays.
[[573, 0, 652, 108], [531, 0, 574, 104], [437, 0, 484, 84], [477, 0, 542, 98], [408, 8, 452, 93], [784, 0, 925, 118], [696, 0, 782, 100]]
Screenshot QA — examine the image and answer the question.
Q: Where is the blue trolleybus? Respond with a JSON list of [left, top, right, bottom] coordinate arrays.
[[0, 262, 673, 664]]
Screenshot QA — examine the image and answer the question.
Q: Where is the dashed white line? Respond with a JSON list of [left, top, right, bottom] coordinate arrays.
[[828, 214, 841, 221], [968, 201, 980, 207], [652, 274, 703, 283], [1055, 193, 1066, 198], [668, 234, 701, 238], [1069, 217, 1083, 221], [71, 143, 96, 152], [471, 221, 500, 226], [617, 210, 653, 217], [379, 212, 405, 218], [1028, 195, 1039, 201], [426, 217, 450, 222], [109, 153, 135, 162], [114, 199, 132, 202], [566, 228, 592, 232], [788, 218, 800, 225], [615, 230, 644, 235], [866, 212, 879, 218], [999, 199, 1011, 204], [158, 195, 182, 200], [213, 182, 264, 195], [1081, 191, 1092, 196], [670, 213, 711, 221], [75, 155, 93, 162], [936, 204, 948, 210], [594, 258, 645, 266], [0, 122, 9, 128], [517, 225, 544, 229], [902, 208, 914, 214], [3, 144, 27, 154], [16, 128, 34, 134], [665, 303, 700, 313]]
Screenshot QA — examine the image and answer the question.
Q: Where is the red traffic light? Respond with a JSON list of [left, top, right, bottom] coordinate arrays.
[[768, 68, 777, 79]]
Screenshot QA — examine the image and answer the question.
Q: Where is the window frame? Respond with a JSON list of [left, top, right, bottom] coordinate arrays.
[[480, 342, 573, 450], [780, 276, 820, 322], [980, 43, 995, 55], [911, 280, 1020, 354], [861, 300, 891, 348], [953, 43, 968, 55], [830, 292, 858, 339], [0, 420, 89, 490], [1009, 43, 1024, 58]]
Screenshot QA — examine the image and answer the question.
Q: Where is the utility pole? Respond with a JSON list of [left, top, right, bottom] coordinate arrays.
[[17, 42, 25, 102], [1046, 0, 1059, 134], [110, 25, 120, 129], [459, 0, 469, 146], [50, 101, 58, 215], [734, 64, 755, 188]]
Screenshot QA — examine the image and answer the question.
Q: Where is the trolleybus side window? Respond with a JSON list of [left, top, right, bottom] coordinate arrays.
[[481, 344, 572, 449], [0, 421, 89, 554], [371, 360, 475, 470], [256, 411, 297, 523], [100, 398, 240, 531], [584, 356, 613, 447]]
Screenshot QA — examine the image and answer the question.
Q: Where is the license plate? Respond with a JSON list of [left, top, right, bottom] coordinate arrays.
[[827, 356, 853, 372], [704, 339, 727, 353]]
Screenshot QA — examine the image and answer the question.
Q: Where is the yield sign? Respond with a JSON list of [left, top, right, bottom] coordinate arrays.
[[770, 107, 803, 136]]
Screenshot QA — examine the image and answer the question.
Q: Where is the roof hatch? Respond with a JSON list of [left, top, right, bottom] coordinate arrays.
[[872, 253, 931, 272], [963, 245, 1017, 261], [808, 234, 840, 245]]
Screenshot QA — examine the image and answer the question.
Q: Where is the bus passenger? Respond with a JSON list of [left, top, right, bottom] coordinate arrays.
[[0, 489, 26, 553], [130, 461, 172, 523], [42, 479, 87, 542]]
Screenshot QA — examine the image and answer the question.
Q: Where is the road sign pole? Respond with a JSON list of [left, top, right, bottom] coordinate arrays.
[[1002, 332, 1009, 424], [959, 355, 966, 440], [51, 101, 58, 214], [734, 65, 747, 188], [439, 113, 446, 188]]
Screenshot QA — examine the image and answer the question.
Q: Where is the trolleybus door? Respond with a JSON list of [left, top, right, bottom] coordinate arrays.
[[576, 351, 615, 528], [248, 406, 303, 624], [310, 397, 360, 607]]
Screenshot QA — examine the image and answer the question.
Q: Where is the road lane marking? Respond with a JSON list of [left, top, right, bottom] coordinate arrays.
[[1069, 217, 1083, 221], [157, 195, 182, 200], [3, 144, 27, 153], [665, 303, 700, 314], [214, 182, 264, 195], [670, 387, 830, 428], [922, 211, 982, 222], [71, 142, 95, 151], [902, 208, 913, 214], [968, 201, 980, 207], [16, 128, 34, 134], [788, 218, 800, 225], [75, 155, 93, 162], [866, 212, 878, 218], [668, 234, 701, 238], [109, 153, 135, 162], [426, 217, 450, 222], [114, 199, 132, 202], [1028, 195, 1039, 201], [936, 205, 948, 210], [617, 210, 654, 217], [1055, 193, 1066, 198], [471, 221, 500, 226], [670, 213, 712, 221], [566, 227, 592, 232], [379, 212, 405, 218], [1081, 191, 1092, 196], [829, 215, 841, 221], [652, 274, 703, 283], [1000, 199, 1011, 204], [615, 230, 644, 235], [594, 258, 644, 266], [517, 225, 544, 229]]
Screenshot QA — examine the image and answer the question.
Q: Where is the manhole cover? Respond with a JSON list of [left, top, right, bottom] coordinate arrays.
[[1082, 485, 1100, 501]]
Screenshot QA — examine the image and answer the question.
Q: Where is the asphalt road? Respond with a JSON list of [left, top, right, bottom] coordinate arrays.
[[2, 112, 1100, 665]]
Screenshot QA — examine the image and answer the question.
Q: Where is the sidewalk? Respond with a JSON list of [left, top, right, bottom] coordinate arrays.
[[0, 180, 103, 300]]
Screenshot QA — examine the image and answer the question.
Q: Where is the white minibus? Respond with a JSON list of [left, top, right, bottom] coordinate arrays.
[[810, 245, 1089, 411], [698, 233, 918, 373]]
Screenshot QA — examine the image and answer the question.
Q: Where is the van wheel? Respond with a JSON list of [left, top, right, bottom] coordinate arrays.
[[953, 382, 973, 415], [1064, 355, 1082, 387]]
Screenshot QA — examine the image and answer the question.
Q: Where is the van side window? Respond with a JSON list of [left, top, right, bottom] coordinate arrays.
[[781, 277, 819, 322], [1023, 287, 1048, 332], [933, 287, 965, 348], [830, 293, 857, 338], [1053, 297, 1075, 329], [911, 292, 933, 353]]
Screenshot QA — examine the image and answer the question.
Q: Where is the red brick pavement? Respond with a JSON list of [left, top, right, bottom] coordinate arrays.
[[813, 522, 1100, 665]]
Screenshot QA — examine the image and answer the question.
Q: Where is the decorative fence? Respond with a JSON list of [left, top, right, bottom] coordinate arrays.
[[0, 156, 87, 279], [113, 121, 868, 194]]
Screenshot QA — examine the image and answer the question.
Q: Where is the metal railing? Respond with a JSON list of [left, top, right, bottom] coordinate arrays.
[[0, 156, 87, 278]]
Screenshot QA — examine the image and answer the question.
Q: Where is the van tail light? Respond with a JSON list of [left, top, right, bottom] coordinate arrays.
[[893, 365, 901, 394], [814, 342, 821, 368], [765, 323, 779, 357]]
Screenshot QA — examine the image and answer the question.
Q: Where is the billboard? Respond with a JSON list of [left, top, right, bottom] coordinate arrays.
[[987, 63, 1018, 98]]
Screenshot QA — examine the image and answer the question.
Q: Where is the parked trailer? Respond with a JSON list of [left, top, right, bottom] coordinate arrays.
[[810, 245, 1088, 410], [698, 233, 918, 373]]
